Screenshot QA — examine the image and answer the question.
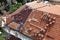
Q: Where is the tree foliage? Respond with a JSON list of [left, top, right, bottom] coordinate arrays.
[[9, 3, 22, 13]]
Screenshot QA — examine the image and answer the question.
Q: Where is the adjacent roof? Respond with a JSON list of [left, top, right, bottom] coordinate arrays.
[[26, 1, 60, 15]]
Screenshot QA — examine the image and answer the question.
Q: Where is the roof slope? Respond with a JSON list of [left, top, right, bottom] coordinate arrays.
[[5, 1, 60, 40], [26, 1, 60, 15]]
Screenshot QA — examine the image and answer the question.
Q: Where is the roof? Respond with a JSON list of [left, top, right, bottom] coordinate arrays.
[[5, 1, 60, 40], [26, 1, 60, 15]]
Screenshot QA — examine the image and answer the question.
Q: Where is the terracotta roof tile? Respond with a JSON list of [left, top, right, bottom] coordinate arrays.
[[8, 22, 20, 30]]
